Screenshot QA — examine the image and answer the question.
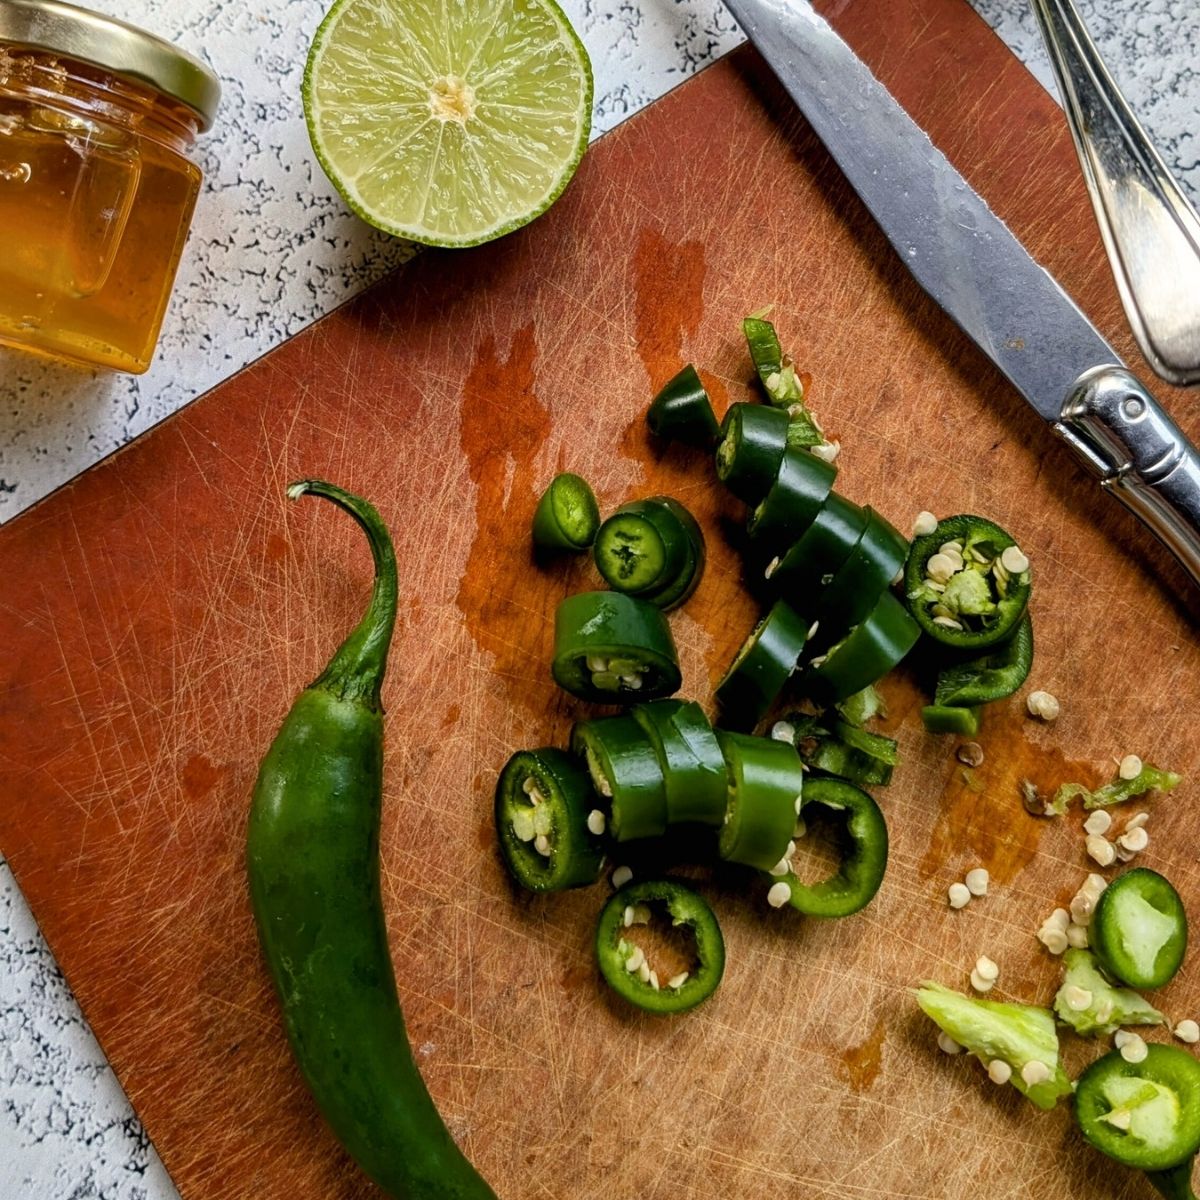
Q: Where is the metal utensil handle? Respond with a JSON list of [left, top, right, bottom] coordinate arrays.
[[1058, 366, 1200, 585], [1030, 0, 1200, 386]]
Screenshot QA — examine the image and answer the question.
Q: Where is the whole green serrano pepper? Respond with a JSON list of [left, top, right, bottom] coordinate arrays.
[[247, 480, 498, 1200]]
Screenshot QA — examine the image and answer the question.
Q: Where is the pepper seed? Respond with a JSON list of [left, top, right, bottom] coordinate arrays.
[[965, 868, 989, 897], [1083, 810, 1112, 837], [1066, 924, 1089, 949], [937, 1031, 963, 1055], [913, 511, 938, 537], [932, 615, 964, 630], [771, 720, 796, 743], [926, 553, 958, 584], [624, 946, 645, 972], [1175, 1020, 1200, 1044], [1000, 545, 1030, 575], [612, 866, 633, 889], [1117, 826, 1149, 854], [956, 742, 984, 768], [533, 834, 552, 857], [974, 955, 999, 982], [511, 811, 536, 842], [586, 809, 607, 836], [1119, 1034, 1148, 1064], [637, 960, 652, 984], [1026, 690, 1060, 721], [1126, 812, 1150, 831], [767, 881, 792, 909], [811, 440, 840, 464], [1020, 1061, 1051, 1086], [1086, 835, 1116, 867], [667, 972, 689, 990], [987, 1060, 1012, 1085], [969, 968, 994, 994], [1062, 985, 1093, 1012], [948, 883, 971, 909], [1103, 1110, 1132, 1131], [1118, 754, 1143, 781]]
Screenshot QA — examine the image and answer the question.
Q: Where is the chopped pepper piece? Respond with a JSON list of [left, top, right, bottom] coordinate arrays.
[[767, 492, 869, 610], [921, 704, 982, 737], [808, 591, 921, 703], [494, 748, 607, 892], [715, 403, 790, 504], [631, 700, 727, 827], [715, 600, 809, 731], [741, 315, 825, 449], [809, 507, 908, 650], [532, 472, 601, 551], [1076, 1045, 1200, 1173], [772, 777, 888, 917], [836, 684, 887, 727], [1091, 868, 1187, 990], [571, 716, 667, 843], [595, 879, 725, 1014], [1054, 948, 1165, 1037], [552, 591, 681, 703], [904, 514, 1031, 650], [646, 365, 719, 447], [1045, 763, 1182, 816], [746, 447, 838, 552], [638, 497, 706, 611], [933, 614, 1033, 707], [785, 713, 897, 787], [916, 982, 1073, 1110], [594, 499, 689, 596], [715, 730, 805, 870]]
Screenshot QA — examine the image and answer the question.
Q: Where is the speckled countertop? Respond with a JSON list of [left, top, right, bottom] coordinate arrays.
[[2, 0, 1198, 1195]]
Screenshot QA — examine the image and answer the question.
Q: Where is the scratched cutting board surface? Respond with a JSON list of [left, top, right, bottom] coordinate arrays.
[[3, 1, 1200, 1197]]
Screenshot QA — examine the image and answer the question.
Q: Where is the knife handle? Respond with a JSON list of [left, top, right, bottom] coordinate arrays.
[[1056, 365, 1200, 587]]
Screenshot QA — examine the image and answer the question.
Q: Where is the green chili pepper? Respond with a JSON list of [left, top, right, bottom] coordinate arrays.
[[915, 982, 1073, 1110], [808, 591, 921, 703], [920, 704, 981, 737], [904, 514, 1031, 650], [1149, 1160, 1199, 1200], [715, 730, 804, 870], [715, 600, 809, 731], [552, 591, 681, 703], [1053, 948, 1164, 1038], [532, 472, 601, 551], [782, 714, 896, 787], [595, 880, 725, 1014], [646, 365, 719, 447], [766, 492, 869, 608], [809, 507, 908, 649], [494, 748, 607, 892], [746, 447, 837, 552], [247, 480, 498, 1200], [571, 716, 667, 842], [1091, 868, 1188, 990], [637, 496, 706, 611], [594, 500, 689, 594], [933, 614, 1033, 707], [714, 402, 790, 503], [770, 777, 888, 916], [1082, 765, 1182, 812], [836, 684, 887, 727], [743, 315, 793, 402], [631, 700, 727, 826], [1076, 1045, 1200, 1174]]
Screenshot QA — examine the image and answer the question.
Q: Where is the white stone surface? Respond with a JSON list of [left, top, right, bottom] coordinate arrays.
[[2, 0, 1199, 1195]]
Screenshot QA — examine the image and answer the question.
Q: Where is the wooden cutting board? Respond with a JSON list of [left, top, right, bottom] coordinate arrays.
[[2, 1, 1198, 1197]]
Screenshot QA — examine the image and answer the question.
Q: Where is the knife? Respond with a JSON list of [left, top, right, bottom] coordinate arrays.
[[723, 0, 1200, 589]]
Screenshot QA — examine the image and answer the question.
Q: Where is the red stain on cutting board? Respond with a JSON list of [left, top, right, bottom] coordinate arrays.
[[1, 3, 1199, 1200]]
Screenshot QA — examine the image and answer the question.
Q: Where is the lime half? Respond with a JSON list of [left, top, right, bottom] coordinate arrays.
[[303, 0, 593, 247]]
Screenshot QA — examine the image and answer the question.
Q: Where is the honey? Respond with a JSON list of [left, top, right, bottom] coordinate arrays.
[[0, 3, 220, 374]]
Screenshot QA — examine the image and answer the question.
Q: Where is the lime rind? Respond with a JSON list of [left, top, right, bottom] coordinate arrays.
[[303, 0, 593, 248]]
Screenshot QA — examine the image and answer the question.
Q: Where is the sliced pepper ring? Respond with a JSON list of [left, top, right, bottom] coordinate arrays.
[[494, 748, 607, 893], [594, 502, 688, 594], [767, 492, 869, 610], [746, 447, 837, 553], [531, 472, 601, 551], [773, 777, 887, 917], [933, 614, 1033, 707], [903, 514, 1031, 650], [552, 591, 681, 703], [715, 402, 790, 504], [595, 879, 725, 1014], [1076, 1044, 1200, 1172], [714, 600, 808, 731], [646, 365, 719, 447], [631, 700, 727, 826], [639, 496, 706, 611], [571, 716, 667, 843], [1091, 868, 1188, 990], [807, 590, 920, 703], [715, 730, 804, 869]]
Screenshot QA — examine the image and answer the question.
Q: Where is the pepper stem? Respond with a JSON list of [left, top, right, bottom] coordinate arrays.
[[288, 480, 398, 711], [1148, 1158, 1198, 1200]]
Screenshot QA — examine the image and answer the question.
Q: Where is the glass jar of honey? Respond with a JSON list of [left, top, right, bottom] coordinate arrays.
[[0, 0, 220, 373]]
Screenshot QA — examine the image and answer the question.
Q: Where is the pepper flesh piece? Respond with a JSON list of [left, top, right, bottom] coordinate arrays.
[[494, 748, 607, 893], [746, 447, 838, 553], [921, 704, 981, 737], [631, 700, 727, 827], [933, 614, 1033, 707], [904, 514, 1031, 650], [1149, 1159, 1199, 1200], [594, 502, 688, 595], [571, 716, 667, 843], [595, 879, 725, 1014], [808, 591, 921, 703], [531, 472, 601, 551], [715, 600, 809, 731], [1091, 868, 1188, 990], [741, 315, 823, 446], [715, 402, 790, 504], [637, 496, 706, 611], [646, 365, 720, 447], [808, 507, 908, 651], [1053, 948, 1164, 1037], [767, 492, 870, 611], [916, 982, 1073, 1110], [1076, 1045, 1200, 1173], [790, 715, 896, 787], [552, 591, 682, 703], [247, 481, 499, 1200], [774, 777, 888, 917], [715, 730, 805, 870]]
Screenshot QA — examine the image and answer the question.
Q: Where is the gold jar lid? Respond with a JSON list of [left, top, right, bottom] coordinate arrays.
[[0, 0, 220, 130]]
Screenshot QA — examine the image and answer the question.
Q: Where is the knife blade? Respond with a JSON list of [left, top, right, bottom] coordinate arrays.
[[724, 0, 1200, 590]]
